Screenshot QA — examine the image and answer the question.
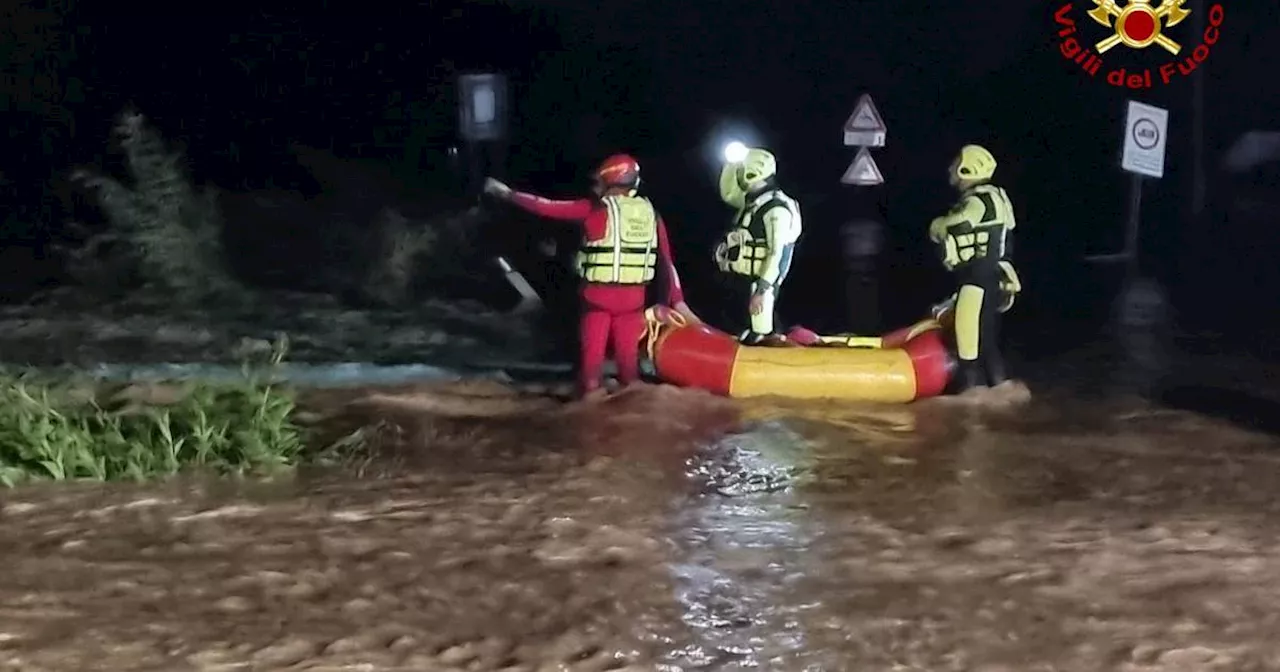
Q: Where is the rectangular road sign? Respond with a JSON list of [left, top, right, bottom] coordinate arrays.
[[458, 73, 509, 142], [841, 147, 884, 185], [1121, 100, 1168, 178], [843, 94, 886, 147]]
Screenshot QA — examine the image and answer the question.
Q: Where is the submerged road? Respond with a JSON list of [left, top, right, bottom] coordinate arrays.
[[2, 382, 1280, 670]]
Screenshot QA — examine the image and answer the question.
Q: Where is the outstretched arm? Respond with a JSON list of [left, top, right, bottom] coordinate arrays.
[[507, 190, 595, 221]]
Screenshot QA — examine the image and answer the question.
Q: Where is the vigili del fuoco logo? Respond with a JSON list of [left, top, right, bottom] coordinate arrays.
[[1053, 0, 1225, 88]]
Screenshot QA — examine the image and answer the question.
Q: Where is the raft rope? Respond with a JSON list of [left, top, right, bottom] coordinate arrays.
[[639, 306, 947, 372], [641, 306, 688, 362]]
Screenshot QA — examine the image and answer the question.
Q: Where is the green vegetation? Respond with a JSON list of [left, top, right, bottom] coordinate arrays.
[[0, 340, 312, 487], [68, 109, 238, 303], [58, 108, 486, 308], [0, 374, 301, 487], [362, 206, 441, 306]]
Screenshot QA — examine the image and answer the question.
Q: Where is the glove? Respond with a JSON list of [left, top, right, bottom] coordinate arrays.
[[748, 284, 768, 316], [713, 242, 730, 272], [930, 294, 956, 320], [997, 260, 1022, 293], [928, 216, 948, 244], [997, 260, 1021, 313], [483, 177, 512, 199]]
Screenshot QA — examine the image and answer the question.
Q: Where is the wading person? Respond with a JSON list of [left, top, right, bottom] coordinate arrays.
[[713, 144, 803, 345], [928, 144, 1021, 392], [484, 154, 699, 398]]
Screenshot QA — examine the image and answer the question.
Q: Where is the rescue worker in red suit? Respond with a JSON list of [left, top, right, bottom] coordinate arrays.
[[483, 155, 700, 397]]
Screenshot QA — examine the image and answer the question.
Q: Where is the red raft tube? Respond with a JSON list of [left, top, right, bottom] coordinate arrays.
[[643, 309, 954, 403]]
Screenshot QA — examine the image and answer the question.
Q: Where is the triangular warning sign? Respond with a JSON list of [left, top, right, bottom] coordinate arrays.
[[845, 94, 885, 131], [843, 94, 887, 146], [841, 147, 883, 185]]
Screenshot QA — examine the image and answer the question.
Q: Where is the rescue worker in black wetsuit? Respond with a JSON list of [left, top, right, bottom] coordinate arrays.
[[928, 144, 1022, 391]]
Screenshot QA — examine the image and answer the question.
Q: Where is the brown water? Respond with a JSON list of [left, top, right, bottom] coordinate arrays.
[[3, 381, 1280, 671]]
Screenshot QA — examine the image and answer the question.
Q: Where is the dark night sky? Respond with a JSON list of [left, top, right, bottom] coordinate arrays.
[[2, 0, 1276, 329]]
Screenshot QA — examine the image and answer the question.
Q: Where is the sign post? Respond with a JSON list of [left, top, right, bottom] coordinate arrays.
[[457, 73, 509, 196], [1084, 100, 1169, 273], [840, 218, 883, 333], [839, 94, 887, 332], [459, 74, 539, 315], [1118, 99, 1169, 275], [1089, 99, 1170, 399]]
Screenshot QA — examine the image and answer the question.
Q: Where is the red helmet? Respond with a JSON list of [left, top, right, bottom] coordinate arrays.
[[594, 153, 641, 190]]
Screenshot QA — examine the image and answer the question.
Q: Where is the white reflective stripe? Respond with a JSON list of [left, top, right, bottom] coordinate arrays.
[[629, 198, 648, 276], [1001, 188, 1016, 230], [641, 198, 655, 270], [605, 196, 623, 282]]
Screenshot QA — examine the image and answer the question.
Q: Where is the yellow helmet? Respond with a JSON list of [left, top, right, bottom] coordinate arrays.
[[719, 147, 777, 207], [739, 148, 776, 185], [952, 144, 996, 182]]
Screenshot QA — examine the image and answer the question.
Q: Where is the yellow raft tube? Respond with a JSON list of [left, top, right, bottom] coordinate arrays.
[[642, 310, 954, 402]]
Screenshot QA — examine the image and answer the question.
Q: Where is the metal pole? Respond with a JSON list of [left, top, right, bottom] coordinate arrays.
[[488, 138, 507, 181], [841, 188, 882, 334], [1191, 0, 1205, 216], [849, 187, 863, 332], [496, 256, 542, 315], [1124, 173, 1143, 278], [465, 140, 482, 198]]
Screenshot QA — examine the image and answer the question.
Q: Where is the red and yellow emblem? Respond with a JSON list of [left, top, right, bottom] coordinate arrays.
[[1087, 0, 1190, 54]]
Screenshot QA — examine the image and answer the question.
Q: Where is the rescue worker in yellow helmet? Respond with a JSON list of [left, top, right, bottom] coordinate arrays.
[[713, 146, 803, 345], [927, 144, 1021, 391]]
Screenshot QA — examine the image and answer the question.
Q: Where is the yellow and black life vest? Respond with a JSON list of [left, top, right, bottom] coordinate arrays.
[[939, 184, 1015, 271], [576, 195, 658, 284], [719, 190, 799, 277]]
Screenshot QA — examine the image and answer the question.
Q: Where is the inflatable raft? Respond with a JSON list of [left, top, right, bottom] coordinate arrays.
[[643, 310, 955, 402]]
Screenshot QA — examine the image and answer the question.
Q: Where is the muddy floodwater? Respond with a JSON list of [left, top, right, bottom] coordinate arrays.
[[5, 381, 1280, 671]]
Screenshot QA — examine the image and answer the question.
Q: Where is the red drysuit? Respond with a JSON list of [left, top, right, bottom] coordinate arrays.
[[507, 190, 686, 395]]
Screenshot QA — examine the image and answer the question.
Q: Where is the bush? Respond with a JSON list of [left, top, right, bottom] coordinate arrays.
[[68, 109, 237, 303], [361, 207, 440, 306], [359, 205, 489, 306], [0, 373, 301, 487]]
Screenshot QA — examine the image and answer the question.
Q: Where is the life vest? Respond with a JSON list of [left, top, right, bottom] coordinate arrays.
[[717, 189, 801, 277], [576, 195, 658, 284], [939, 184, 1015, 271]]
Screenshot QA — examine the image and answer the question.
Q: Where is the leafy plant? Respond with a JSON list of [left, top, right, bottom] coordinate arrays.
[[361, 207, 439, 306], [69, 109, 237, 303], [0, 340, 301, 487]]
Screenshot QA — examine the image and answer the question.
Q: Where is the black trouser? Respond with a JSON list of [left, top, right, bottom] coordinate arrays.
[[952, 264, 1007, 388]]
